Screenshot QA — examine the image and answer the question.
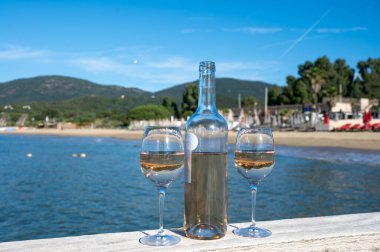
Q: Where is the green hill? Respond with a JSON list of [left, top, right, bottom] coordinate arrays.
[[155, 78, 275, 108], [0, 75, 277, 126], [0, 75, 151, 104], [0, 76, 275, 108]]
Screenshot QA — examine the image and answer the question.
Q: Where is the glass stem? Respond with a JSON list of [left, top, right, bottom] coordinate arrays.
[[250, 184, 257, 228], [158, 187, 167, 235]]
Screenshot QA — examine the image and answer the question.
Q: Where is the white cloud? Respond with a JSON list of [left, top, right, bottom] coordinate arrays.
[[70, 57, 122, 72], [261, 35, 330, 49], [290, 27, 367, 34], [0, 46, 49, 60], [146, 57, 193, 69], [223, 27, 282, 34], [217, 60, 279, 81], [69, 56, 198, 89], [217, 61, 268, 72], [316, 27, 367, 33], [69, 56, 276, 90], [0, 43, 279, 90]]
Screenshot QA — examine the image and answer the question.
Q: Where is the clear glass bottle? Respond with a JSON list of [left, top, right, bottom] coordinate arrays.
[[184, 61, 228, 240]]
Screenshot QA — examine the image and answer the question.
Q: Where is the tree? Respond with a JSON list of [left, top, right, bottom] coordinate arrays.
[[350, 79, 363, 98], [297, 60, 313, 79], [278, 92, 291, 105], [241, 96, 257, 108], [162, 97, 179, 118], [181, 84, 198, 118], [41, 108, 60, 119], [357, 58, 380, 99], [306, 66, 327, 104], [280, 56, 354, 105], [322, 86, 338, 98], [280, 75, 308, 104], [126, 104, 171, 121], [293, 80, 310, 104], [321, 85, 338, 111], [268, 86, 281, 105], [280, 76, 297, 104], [333, 59, 355, 97], [72, 113, 96, 126]]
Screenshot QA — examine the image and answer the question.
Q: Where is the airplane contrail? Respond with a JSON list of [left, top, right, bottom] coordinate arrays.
[[281, 8, 331, 58]]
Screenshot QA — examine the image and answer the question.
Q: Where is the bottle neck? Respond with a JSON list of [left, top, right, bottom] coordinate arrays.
[[197, 71, 216, 113]]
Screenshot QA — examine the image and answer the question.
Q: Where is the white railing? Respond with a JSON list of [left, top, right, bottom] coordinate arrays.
[[1, 212, 379, 252]]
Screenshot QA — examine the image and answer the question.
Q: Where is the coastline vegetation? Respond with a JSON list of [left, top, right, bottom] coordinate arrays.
[[1, 56, 379, 127], [268, 57, 380, 105]]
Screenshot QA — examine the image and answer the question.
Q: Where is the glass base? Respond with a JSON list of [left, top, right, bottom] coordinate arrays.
[[139, 233, 180, 246], [186, 223, 225, 240], [233, 226, 272, 238]]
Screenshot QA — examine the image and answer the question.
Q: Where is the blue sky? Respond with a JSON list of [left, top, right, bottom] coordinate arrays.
[[0, 0, 379, 91]]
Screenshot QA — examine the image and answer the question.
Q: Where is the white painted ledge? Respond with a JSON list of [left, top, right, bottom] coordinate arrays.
[[1, 212, 379, 252]]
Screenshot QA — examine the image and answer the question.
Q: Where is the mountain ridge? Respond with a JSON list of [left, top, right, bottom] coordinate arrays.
[[0, 75, 277, 108], [0, 75, 151, 104]]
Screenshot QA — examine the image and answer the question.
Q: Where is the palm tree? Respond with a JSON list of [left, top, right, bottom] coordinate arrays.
[[306, 67, 326, 104], [322, 86, 338, 113]]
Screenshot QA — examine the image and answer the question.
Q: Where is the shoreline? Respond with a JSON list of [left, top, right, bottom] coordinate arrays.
[[1, 128, 380, 151]]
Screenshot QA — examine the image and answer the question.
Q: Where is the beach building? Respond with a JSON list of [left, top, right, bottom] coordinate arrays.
[[221, 97, 380, 132]]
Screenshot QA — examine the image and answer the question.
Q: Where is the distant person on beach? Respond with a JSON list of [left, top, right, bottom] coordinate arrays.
[[363, 109, 372, 126], [324, 112, 329, 125]]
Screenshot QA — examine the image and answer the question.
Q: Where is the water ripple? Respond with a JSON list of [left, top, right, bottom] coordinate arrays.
[[0, 135, 379, 242], [277, 145, 380, 167]]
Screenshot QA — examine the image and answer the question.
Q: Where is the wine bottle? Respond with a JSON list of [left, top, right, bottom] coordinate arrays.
[[184, 61, 228, 240]]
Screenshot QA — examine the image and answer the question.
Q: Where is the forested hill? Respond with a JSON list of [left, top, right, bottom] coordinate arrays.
[[156, 78, 274, 108], [0, 76, 274, 108], [0, 75, 151, 104]]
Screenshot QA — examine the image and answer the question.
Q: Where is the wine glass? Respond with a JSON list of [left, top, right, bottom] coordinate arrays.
[[233, 128, 275, 238], [139, 126, 184, 246]]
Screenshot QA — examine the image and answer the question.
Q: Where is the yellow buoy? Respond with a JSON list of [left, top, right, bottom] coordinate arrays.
[[72, 153, 78, 158]]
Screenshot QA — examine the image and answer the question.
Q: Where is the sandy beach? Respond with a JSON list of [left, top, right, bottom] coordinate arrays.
[[2, 128, 380, 151]]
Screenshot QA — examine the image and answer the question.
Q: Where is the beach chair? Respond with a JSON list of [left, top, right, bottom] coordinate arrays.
[[360, 123, 372, 131], [335, 123, 351, 132], [372, 123, 380, 132], [349, 124, 362, 131]]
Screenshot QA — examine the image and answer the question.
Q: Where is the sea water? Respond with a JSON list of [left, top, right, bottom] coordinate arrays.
[[0, 134, 379, 242]]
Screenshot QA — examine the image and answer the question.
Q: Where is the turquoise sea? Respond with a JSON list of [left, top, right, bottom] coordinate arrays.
[[0, 134, 379, 242]]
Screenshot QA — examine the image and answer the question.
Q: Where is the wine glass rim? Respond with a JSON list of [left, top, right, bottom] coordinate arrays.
[[238, 127, 272, 132], [144, 126, 181, 130], [237, 127, 273, 140], [144, 126, 183, 138], [235, 127, 275, 151]]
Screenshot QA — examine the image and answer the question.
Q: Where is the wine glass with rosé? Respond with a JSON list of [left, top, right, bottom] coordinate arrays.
[[139, 126, 184, 246], [233, 127, 275, 238]]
